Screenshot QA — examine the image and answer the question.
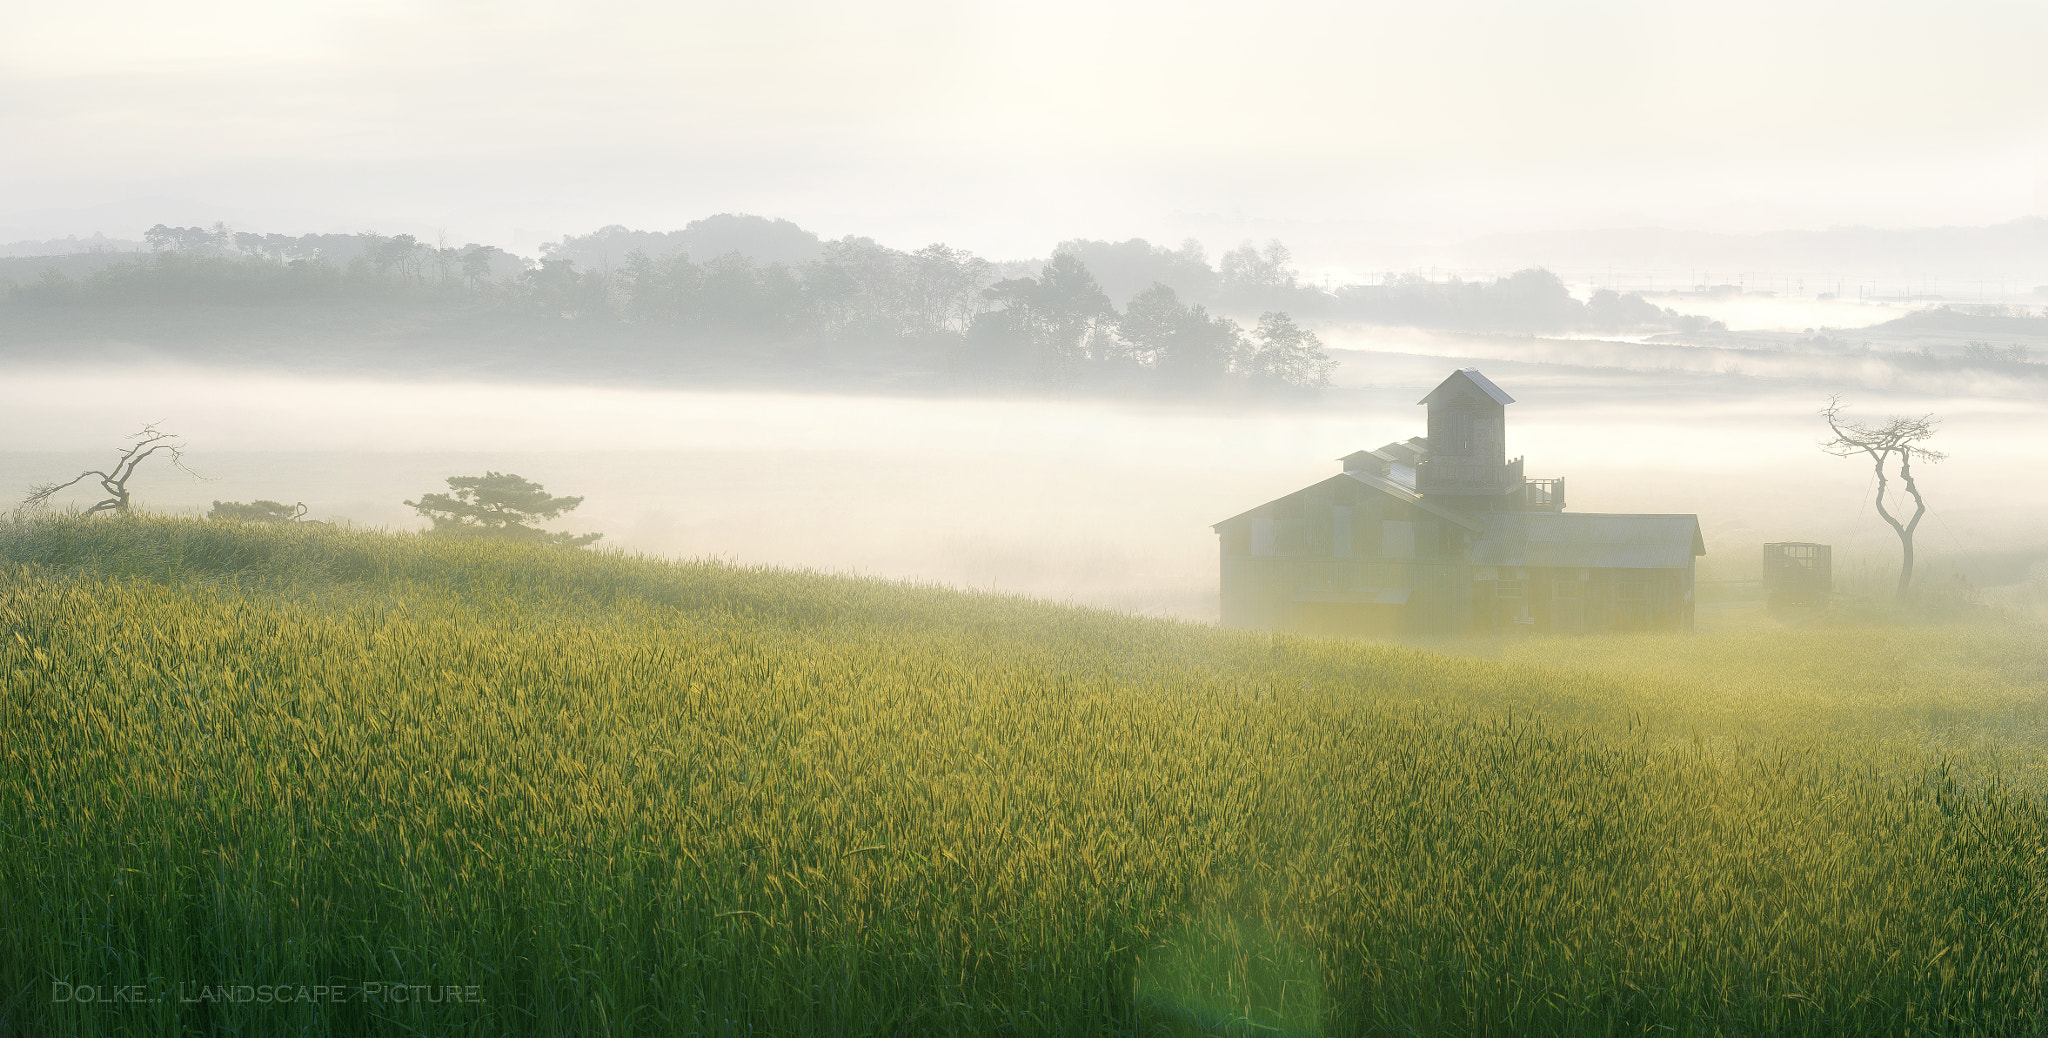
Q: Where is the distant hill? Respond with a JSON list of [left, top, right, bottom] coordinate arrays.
[[1875, 306, 2048, 336], [1844, 305, 2048, 355], [0, 233, 145, 259], [0, 251, 150, 285], [1450, 218, 2048, 285], [539, 214, 825, 269]]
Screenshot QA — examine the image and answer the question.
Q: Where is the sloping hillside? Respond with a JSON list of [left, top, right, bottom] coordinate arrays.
[[3, 516, 2044, 1036], [1869, 305, 2048, 342]]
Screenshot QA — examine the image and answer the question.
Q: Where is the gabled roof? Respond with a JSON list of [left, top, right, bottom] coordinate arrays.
[[1343, 463, 1411, 499], [1350, 470, 1483, 530], [1471, 512, 1706, 570], [1372, 438, 1429, 466], [1419, 368, 1515, 407], [1211, 469, 1484, 533]]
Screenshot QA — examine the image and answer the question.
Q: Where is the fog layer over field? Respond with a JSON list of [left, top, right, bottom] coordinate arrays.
[[7, 309, 2043, 619]]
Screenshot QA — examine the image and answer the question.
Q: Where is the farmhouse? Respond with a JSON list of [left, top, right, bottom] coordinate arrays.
[[1213, 368, 1705, 636]]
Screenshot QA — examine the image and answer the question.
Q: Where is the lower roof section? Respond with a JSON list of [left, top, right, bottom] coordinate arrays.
[[1472, 512, 1706, 570]]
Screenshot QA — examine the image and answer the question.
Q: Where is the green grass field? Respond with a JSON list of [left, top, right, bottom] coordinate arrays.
[[3, 515, 2045, 1036]]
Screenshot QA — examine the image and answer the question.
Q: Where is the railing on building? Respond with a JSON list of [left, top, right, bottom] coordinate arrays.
[[1523, 478, 1566, 511]]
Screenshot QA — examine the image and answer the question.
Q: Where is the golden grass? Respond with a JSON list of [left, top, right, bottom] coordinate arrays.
[[2, 514, 2044, 1036]]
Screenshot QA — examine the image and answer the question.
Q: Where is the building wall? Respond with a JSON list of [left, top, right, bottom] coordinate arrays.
[[1218, 474, 1699, 638], [1223, 520, 1696, 638], [1217, 476, 1475, 636], [1469, 566, 1695, 633], [1219, 556, 1469, 634]]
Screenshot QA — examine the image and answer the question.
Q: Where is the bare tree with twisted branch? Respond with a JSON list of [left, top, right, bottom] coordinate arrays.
[[23, 424, 195, 515], [1821, 397, 1944, 602]]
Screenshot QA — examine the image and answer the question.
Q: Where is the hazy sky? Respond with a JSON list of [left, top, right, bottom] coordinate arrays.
[[4, 0, 2045, 256]]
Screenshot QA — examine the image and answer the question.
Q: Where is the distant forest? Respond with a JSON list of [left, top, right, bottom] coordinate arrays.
[[0, 214, 1725, 393]]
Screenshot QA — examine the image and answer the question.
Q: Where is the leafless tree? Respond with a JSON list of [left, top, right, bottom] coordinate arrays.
[[1821, 397, 1944, 601], [23, 424, 193, 515]]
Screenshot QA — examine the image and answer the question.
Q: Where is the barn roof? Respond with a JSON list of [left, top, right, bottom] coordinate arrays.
[[1419, 368, 1515, 407], [1471, 512, 1706, 570], [1210, 470, 1484, 533]]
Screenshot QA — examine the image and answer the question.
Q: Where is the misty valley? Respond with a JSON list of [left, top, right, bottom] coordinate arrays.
[[0, 214, 1923, 395], [9, 9, 2048, 1029], [7, 219, 2048, 1032]]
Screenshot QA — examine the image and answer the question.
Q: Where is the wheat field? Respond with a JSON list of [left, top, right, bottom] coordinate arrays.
[[2, 515, 2044, 1036]]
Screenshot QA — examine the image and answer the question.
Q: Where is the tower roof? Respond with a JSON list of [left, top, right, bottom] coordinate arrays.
[[1418, 368, 1515, 407]]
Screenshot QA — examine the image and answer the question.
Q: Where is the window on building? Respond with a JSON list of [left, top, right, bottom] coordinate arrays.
[[1496, 580, 1525, 599], [1554, 581, 1582, 598]]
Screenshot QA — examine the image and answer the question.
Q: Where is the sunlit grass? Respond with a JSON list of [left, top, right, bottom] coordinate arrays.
[[2, 514, 2044, 1035], [1447, 607, 2048, 789]]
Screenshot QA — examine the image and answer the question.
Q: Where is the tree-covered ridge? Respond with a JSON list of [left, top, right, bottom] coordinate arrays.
[[1, 214, 1721, 392], [4, 219, 1343, 392], [1335, 268, 1726, 336]]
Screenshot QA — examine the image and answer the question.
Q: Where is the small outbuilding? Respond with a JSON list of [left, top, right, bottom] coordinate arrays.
[[1213, 369, 1706, 636], [1762, 542, 1831, 612]]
